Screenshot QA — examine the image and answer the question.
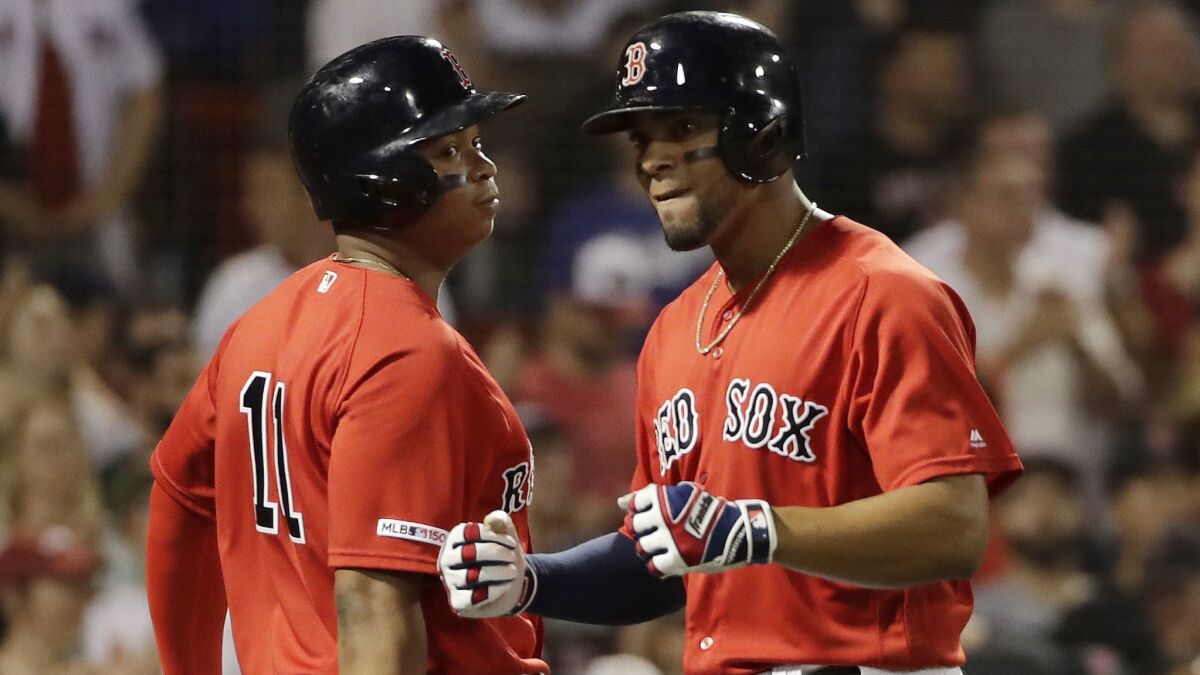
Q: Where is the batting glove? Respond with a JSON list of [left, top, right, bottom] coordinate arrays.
[[621, 482, 777, 577], [438, 511, 536, 618]]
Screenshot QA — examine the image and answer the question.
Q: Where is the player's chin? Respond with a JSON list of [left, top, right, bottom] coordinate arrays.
[[661, 219, 711, 251], [461, 211, 496, 244], [657, 206, 709, 251]]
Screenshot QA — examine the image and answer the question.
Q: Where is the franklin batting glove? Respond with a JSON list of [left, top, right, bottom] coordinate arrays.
[[438, 511, 536, 618], [622, 482, 776, 577]]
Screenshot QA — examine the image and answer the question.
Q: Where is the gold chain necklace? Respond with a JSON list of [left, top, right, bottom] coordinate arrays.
[[331, 254, 410, 279], [694, 202, 817, 355]]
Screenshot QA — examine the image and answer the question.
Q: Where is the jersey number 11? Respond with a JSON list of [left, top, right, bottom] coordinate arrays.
[[240, 371, 306, 543]]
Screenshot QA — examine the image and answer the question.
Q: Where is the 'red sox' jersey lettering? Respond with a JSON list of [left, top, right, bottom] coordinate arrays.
[[721, 378, 829, 462]]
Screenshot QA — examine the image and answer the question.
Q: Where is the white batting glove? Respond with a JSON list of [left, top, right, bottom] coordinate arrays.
[[620, 482, 777, 577], [438, 510, 535, 618]]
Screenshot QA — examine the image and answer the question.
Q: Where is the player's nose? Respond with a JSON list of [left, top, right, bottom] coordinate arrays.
[[638, 140, 676, 180], [469, 148, 497, 182]]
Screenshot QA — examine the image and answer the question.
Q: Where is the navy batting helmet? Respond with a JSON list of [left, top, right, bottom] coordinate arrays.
[[289, 36, 525, 228], [582, 11, 804, 183]]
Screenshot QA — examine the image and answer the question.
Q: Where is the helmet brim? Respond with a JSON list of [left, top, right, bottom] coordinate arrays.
[[581, 104, 706, 135], [405, 91, 526, 143]]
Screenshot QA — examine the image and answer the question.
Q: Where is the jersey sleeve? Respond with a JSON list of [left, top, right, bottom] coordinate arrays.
[[150, 321, 239, 520], [846, 270, 1023, 494], [326, 340, 472, 575]]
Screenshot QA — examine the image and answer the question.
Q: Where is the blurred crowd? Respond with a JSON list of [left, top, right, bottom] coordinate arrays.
[[0, 0, 1197, 673]]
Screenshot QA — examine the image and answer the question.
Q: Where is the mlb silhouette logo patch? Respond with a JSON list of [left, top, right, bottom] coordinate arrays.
[[376, 519, 448, 547], [317, 270, 338, 294]]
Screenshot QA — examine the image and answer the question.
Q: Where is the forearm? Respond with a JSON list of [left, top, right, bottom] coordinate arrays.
[[146, 482, 227, 674], [335, 569, 427, 675], [526, 532, 685, 624], [771, 474, 988, 588]]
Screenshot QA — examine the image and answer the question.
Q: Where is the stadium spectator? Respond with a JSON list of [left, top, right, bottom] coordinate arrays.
[[1107, 462, 1195, 596], [513, 234, 651, 519], [1140, 141, 1200, 361], [467, 3, 666, 232], [307, 0, 450, 74], [907, 111, 1142, 497], [191, 131, 332, 359], [81, 456, 158, 675], [0, 285, 148, 468], [537, 135, 711, 311], [980, 0, 1120, 133], [121, 304, 199, 438], [521, 406, 587, 552], [141, 0, 293, 82], [0, 527, 100, 674], [0, 256, 31, 348], [817, 26, 972, 243], [1140, 534, 1200, 674], [971, 459, 1155, 674], [1058, 1, 1200, 260], [1, 396, 103, 540], [0, 0, 163, 295], [473, 0, 645, 59]]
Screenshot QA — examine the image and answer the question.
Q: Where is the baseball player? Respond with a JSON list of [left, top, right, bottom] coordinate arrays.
[[439, 12, 1023, 675], [146, 37, 547, 674]]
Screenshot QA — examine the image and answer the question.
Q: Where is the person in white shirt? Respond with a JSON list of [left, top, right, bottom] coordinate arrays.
[[191, 132, 333, 359], [906, 109, 1142, 500], [307, 0, 445, 74], [0, 0, 162, 295]]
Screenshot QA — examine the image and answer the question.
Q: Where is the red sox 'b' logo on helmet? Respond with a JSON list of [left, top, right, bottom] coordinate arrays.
[[622, 41, 648, 86], [441, 48, 472, 88]]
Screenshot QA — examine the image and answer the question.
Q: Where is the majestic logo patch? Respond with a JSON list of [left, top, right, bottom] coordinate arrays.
[[377, 519, 448, 546], [501, 461, 532, 513], [621, 41, 648, 86], [970, 429, 987, 449], [723, 378, 828, 462], [654, 388, 699, 475], [441, 48, 473, 88]]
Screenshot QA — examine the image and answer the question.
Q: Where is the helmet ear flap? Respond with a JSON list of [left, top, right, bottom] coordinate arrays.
[[355, 150, 442, 228], [718, 112, 797, 183], [751, 117, 786, 157]]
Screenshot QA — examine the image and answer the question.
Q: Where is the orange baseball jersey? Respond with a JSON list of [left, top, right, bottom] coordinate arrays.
[[628, 217, 1023, 674], [151, 258, 546, 674]]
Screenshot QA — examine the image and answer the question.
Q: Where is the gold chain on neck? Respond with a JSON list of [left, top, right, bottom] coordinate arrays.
[[694, 202, 817, 355], [331, 254, 410, 279]]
